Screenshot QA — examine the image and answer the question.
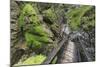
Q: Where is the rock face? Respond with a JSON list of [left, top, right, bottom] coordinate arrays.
[[10, 0, 22, 66], [10, 0, 20, 47], [10, 1, 95, 66]]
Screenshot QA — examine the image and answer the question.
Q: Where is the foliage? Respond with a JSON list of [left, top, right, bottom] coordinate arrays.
[[25, 32, 52, 48], [25, 32, 42, 48], [22, 54, 46, 65], [18, 4, 40, 28], [18, 4, 52, 49], [81, 7, 95, 30], [25, 25, 49, 37], [66, 5, 92, 30], [12, 2, 95, 66], [43, 7, 57, 23], [15, 54, 46, 65], [51, 23, 59, 31], [22, 4, 36, 15], [31, 26, 49, 37]]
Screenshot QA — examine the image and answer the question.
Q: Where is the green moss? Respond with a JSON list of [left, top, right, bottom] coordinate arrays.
[[15, 54, 46, 65], [32, 35, 52, 43], [25, 32, 42, 48], [22, 54, 46, 65], [25, 31, 52, 49], [32, 26, 48, 37], [43, 8, 57, 23], [26, 25, 48, 37], [18, 14, 25, 28], [66, 5, 92, 30], [29, 15, 40, 26], [18, 4, 40, 28], [22, 4, 37, 15], [25, 26, 51, 49], [81, 8, 95, 30], [18, 4, 53, 49]]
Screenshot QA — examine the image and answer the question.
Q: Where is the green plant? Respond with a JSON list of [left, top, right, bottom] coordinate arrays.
[[18, 4, 40, 28], [22, 54, 46, 65], [43, 8, 57, 23], [66, 5, 92, 30], [18, 4, 52, 49], [25, 32, 52, 48], [25, 32, 42, 48], [32, 26, 49, 37], [81, 7, 95, 30], [15, 54, 46, 65], [22, 4, 37, 16]]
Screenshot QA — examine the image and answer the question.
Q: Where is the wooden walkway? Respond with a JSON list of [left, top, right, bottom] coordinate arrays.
[[60, 40, 77, 63]]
